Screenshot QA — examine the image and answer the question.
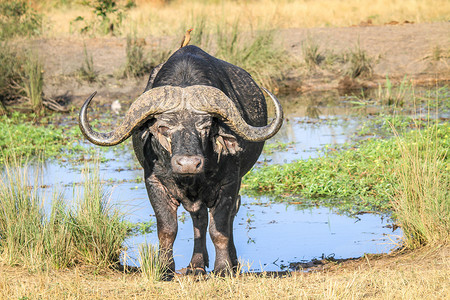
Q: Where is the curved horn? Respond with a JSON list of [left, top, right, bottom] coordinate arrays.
[[79, 86, 182, 146], [189, 86, 283, 142]]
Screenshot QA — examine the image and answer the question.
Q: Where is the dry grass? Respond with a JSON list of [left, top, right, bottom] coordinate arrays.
[[40, 0, 450, 38], [0, 246, 448, 299]]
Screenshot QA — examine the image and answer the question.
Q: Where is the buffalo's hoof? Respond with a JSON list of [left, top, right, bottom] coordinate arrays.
[[185, 266, 207, 276], [160, 271, 175, 281]]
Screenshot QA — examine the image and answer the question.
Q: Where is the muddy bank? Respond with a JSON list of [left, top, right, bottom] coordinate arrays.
[[22, 21, 449, 107]]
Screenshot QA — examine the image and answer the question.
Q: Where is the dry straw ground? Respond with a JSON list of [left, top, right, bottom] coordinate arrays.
[[1, 246, 449, 299]]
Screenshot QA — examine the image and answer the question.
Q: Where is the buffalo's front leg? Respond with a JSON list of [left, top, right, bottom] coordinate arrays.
[[145, 175, 178, 273], [186, 203, 209, 274], [209, 182, 240, 274]]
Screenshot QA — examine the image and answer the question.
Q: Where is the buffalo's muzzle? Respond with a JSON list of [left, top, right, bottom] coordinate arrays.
[[171, 155, 204, 175]]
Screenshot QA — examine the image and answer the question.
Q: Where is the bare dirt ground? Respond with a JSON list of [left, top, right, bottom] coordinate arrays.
[[29, 21, 449, 108], [280, 22, 450, 91]]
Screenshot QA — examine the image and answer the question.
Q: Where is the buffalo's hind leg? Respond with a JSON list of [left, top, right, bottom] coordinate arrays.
[[228, 195, 241, 269], [186, 203, 209, 275], [145, 176, 178, 277]]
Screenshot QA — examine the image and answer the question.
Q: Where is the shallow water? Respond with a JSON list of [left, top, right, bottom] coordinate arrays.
[[124, 197, 396, 272], [40, 89, 404, 272]]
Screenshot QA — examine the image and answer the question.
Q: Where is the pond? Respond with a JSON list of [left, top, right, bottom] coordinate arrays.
[[42, 89, 402, 272]]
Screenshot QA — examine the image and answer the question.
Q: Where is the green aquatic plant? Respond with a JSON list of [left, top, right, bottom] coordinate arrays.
[[243, 123, 450, 214], [123, 219, 155, 235], [0, 112, 107, 163], [263, 141, 294, 155], [377, 75, 412, 107]]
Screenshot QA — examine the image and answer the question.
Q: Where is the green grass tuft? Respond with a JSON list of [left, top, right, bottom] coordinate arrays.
[[68, 162, 128, 268], [301, 36, 323, 70], [139, 243, 170, 281], [344, 42, 373, 79], [215, 22, 295, 90], [391, 122, 449, 248], [0, 155, 129, 270], [122, 35, 150, 78]]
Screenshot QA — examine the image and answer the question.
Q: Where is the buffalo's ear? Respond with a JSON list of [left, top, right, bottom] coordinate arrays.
[[222, 135, 240, 154], [214, 133, 241, 159]]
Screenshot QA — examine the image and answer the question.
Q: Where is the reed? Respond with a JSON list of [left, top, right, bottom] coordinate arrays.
[[68, 162, 128, 268], [0, 154, 128, 270], [0, 156, 48, 269], [77, 44, 98, 83], [122, 34, 151, 78], [391, 120, 449, 249], [22, 52, 44, 115]]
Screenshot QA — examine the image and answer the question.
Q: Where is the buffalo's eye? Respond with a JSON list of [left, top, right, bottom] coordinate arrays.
[[158, 126, 170, 135], [198, 124, 210, 132], [196, 120, 212, 133]]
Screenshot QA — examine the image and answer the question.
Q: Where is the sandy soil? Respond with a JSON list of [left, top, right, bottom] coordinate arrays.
[[28, 21, 449, 108]]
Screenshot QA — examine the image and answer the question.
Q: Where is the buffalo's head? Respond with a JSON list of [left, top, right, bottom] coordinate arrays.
[[79, 85, 283, 175], [148, 111, 214, 175]]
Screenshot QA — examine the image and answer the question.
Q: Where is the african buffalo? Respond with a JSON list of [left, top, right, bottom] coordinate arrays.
[[79, 45, 283, 275]]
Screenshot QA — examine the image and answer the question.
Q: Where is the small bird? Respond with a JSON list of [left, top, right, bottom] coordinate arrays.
[[180, 28, 193, 48], [111, 99, 121, 115]]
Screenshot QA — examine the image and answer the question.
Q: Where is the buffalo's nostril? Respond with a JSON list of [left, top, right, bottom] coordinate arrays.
[[172, 155, 204, 174], [195, 159, 202, 168]]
